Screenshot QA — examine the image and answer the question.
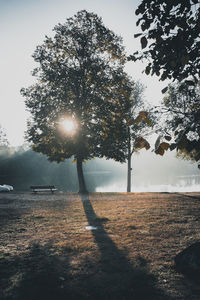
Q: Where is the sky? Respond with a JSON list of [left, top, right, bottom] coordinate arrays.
[[0, 0, 167, 146]]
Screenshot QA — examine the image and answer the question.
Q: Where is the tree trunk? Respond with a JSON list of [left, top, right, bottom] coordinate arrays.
[[76, 156, 88, 193], [127, 127, 132, 192], [127, 153, 132, 192]]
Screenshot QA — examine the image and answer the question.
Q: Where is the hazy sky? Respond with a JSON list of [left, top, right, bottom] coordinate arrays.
[[0, 0, 166, 146]]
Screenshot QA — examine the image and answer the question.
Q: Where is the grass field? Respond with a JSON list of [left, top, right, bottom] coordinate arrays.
[[0, 192, 200, 299]]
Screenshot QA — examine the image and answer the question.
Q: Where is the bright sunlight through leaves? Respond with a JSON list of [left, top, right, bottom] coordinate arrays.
[[60, 118, 76, 135]]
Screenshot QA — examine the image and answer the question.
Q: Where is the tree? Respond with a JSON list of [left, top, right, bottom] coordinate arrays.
[[125, 82, 153, 192], [130, 0, 200, 85], [0, 125, 9, 148], [21, 10, 132, 193], [154, 82, 200, 161]]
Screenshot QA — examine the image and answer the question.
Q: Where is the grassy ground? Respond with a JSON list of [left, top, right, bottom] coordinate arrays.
[[0, 192, 200, 300]]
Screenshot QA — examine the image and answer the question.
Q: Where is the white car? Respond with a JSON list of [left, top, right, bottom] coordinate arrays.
[[0, 184, 14, 192]]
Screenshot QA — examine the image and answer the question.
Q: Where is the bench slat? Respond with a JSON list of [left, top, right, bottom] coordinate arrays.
[[30, 185, 57, 193], [30, 185, 55, 189], [33, 189, 57, 192]]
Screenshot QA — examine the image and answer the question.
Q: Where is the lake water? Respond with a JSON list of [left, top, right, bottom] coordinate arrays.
[[96, 175, 200, 193]]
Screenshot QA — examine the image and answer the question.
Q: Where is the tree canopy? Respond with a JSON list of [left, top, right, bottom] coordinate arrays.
[[154, 82, 200, 161], [131, 1, 200, 163], [21, 10, 133, 192], [130, 0, 200, 85]]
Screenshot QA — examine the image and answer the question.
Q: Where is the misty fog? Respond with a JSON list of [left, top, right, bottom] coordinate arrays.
[[95, 150, 200, 192], [0, 146, 199, 192]]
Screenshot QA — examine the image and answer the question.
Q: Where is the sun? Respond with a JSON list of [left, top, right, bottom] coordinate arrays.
[[60, 118, 76, 134]]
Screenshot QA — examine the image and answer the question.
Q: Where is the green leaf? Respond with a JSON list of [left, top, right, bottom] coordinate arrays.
[[160, 142, 169, 151], [134, 33, 142, 38], [127, 55, 136, 62], [135, 111, 148, 124], [161, 72, 167, 81], [140, 36, 148, 49], [164, 135, 171, 141], [170, 143, 177, 151], [161, 86, 168, 94], [126, 118, 135, 126], [135, 137, 150, 150], [145, 66, 151, 75], [136, 19, 142, 26], [185, 80, 195, 86], [135, 8, 141, 15], [145, 118, 151, 126], [155, 146, 164, 156]]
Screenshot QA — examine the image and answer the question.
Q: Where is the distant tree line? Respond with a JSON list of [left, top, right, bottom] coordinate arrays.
[[0, 147, 121, 192]]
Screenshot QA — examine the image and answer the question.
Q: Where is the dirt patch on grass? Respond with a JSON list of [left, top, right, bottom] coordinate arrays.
[[0, 192, 200, 299]]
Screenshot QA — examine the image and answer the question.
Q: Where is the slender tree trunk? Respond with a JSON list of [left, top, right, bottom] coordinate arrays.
[[76, 156, 88, 193], [127, 154, 132, 192], [127, 127, 132, 192]]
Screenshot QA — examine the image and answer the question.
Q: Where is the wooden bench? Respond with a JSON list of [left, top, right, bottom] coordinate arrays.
[[30, 185, 57, 194]]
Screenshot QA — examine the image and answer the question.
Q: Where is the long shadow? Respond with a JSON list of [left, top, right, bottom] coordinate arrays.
[[0, 203, 25, 230], [0, 243, 72, 300], [80, 193, 171, 300], [0, 195, 175, 300]]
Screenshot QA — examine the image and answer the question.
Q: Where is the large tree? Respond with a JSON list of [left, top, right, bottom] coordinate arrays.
[[21, 10, 132, 193], [130, 0, 200, 85]]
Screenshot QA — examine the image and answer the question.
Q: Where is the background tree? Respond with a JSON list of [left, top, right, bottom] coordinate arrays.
[[154, 82, 200, 162], [130, 0, 200, 85], [130, 0, 200, 164], [21, 10, 132, 193], [125, 81, 153, 192], [0, 125, 9, 148], [0, 125, 10, 184]]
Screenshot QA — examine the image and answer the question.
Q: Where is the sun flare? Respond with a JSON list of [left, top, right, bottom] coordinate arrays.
[[60, 118, 76, 134]]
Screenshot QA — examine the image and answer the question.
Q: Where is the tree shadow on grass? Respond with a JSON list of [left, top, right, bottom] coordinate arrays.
[[0, 194, 174, 300], [0, 194, 26, 229], [0, 243, 73, 300], [0, 207, 23, 230], [80, 193, 172, 300]]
